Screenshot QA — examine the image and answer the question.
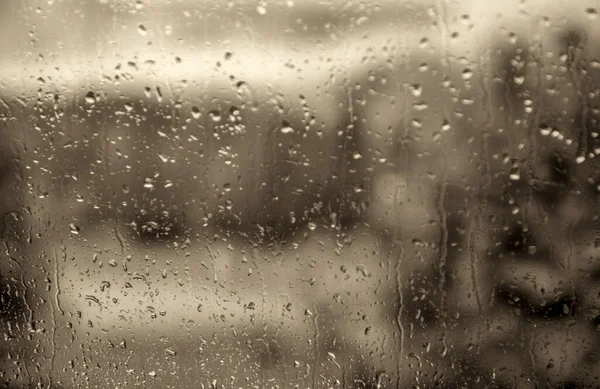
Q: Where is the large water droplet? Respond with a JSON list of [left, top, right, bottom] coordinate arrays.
[[280, 120, 294, 134], [191, 106, 201, 119], [209, 110, 222, 122], [410, 84, 422, 97], [85, 91, 96, 104]]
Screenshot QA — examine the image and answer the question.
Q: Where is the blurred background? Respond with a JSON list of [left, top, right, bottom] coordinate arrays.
[[2, 0, 600, 387]]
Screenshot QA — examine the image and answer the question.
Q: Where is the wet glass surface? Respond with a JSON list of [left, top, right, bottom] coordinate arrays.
[[2, 1, 600, 388]]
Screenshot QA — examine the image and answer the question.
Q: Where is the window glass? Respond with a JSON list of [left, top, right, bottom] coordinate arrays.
[[1, 1, 600, 388]]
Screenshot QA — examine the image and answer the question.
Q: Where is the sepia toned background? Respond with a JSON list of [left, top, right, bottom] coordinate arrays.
[[2, 0, 600, 388]]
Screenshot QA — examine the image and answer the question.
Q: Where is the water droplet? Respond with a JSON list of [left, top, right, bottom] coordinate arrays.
[[308, 222, 316, 231], [209, 110, 222, 122], [144, 177, 154, 189], [85, 91, 96, 104], [586, 7, 598, 20], [122, 184, 130, 194], [165, 348, 177, 356], [413, 101, 428, 111], [409, 84, 422, 97], [256, 5, 266, 15], [441, 120, 451, 132], [280, 120, 294, 134], [513, 75, 525, 85], [69, 223, 80, 234], [148, 371, 157, 378], [576, 156, 586, 164], [191, 106, 201, 119], [356, 264, 370, 277], [137, 24, 147, 36], [352, 151, 363, 160], [135, 0, 144, 10], [509, 168, 520, 181], [462, 68, 473, 80], [76, 194, 84, 202], [540, 124, 552, 136], [85, 295, 101, 305]]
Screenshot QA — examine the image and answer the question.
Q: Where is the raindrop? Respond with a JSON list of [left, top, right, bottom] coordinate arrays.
[[410, 84, 422, 97], [540, 124, 552, 136], [144, 177, 154, 189], [509, 168, 520, 181], [586, 7, 598, 20], [69, 223, 80, 234], [191, 106, 201, 119], [257, 5, 267, 15], [441, 120, 451, 132], [462, 68, 473, 80], [352, 151, 363, 160], [85, 295, 101, 305], [281, 120, 294, 134], [76, 194, 84, 202], [513, 75, 525, 85], [413, 101, 428, 111], [209, 110, 222, 122], [85, 91, 96, 104], [308, 222, 316, 231], [137, 24, 147, 36]]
